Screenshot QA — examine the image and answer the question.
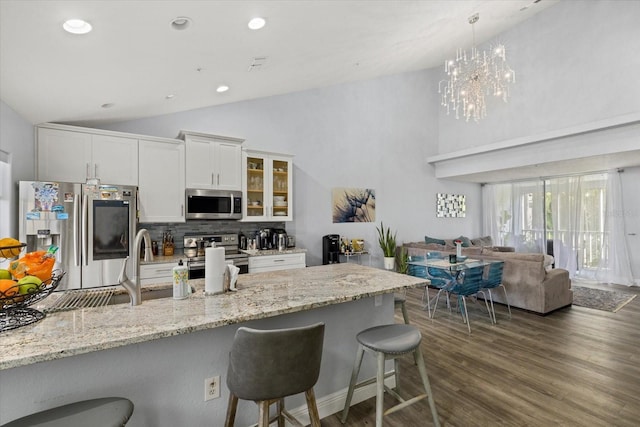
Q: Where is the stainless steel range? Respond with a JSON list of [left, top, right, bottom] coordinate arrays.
[[183, 233, 249, 279]]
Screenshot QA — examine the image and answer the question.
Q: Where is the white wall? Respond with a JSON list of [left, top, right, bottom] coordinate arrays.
[[437, 0, 640, 152], [101, 69, 482, 265], [0, 99, 34, 238]]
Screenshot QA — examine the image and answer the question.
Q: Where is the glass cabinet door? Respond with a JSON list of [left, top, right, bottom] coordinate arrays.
[[271, 159, 289, 218], [243, 151, 293, 222], [246, 156, 265, 218]]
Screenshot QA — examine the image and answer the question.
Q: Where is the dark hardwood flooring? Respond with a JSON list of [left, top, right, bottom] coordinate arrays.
[[322, 281, 640, 426]]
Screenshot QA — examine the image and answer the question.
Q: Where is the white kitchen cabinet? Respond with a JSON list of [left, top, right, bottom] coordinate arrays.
[[180, 131, 243, 191], [248, 253, 306, 273], [138, 138, 186, 223], [139, 262, 177, 285], [242, 150, 293, 222], [36, 125, 138, 185]]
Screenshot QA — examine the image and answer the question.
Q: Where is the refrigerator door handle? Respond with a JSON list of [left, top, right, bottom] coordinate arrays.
[[82, 193, 88, 266], [74, 193, 80, 266]]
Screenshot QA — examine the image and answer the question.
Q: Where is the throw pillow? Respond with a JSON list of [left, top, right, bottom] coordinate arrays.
[[424, 236, 446, 246], [454, 236, 471, 247], [471, 236, 493, 247]]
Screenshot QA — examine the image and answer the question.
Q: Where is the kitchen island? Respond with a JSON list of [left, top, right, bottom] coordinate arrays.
[[0, 264, 427, 426]]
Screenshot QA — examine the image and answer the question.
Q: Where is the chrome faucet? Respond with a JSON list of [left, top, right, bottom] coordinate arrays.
[[118, 229, 154, 306]]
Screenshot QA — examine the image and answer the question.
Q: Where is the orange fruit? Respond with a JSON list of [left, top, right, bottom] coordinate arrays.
[[0, 279, 19, 298], [0, 237, 23, 257]]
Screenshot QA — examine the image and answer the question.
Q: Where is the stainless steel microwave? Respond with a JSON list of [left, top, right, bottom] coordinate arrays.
[[185, 189, 242, 220]]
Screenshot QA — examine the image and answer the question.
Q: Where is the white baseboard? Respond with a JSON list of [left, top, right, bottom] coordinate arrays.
[[285, 372, 396, 425]]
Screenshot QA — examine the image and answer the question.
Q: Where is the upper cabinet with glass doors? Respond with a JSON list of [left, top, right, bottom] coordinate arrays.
[[242, 150, 293, 222]]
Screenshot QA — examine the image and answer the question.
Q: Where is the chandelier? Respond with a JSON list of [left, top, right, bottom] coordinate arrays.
[[439, 13, 515, 122]]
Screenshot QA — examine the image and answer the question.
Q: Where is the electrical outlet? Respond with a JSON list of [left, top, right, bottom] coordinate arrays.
[[204, 375, 220, 401]]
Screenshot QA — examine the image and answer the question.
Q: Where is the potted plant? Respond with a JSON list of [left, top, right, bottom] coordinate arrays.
[[376, 222, 397, 270], [396, 247, 409, 274]]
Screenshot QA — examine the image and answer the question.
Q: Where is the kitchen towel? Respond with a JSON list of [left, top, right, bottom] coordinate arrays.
[[205, 247, 226, 295]]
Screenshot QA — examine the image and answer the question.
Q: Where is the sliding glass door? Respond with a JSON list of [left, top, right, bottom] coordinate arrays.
[[483, 171, 633, 284]]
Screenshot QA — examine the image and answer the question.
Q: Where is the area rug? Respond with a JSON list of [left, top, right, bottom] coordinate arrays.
[[571, 285, 637, 312]]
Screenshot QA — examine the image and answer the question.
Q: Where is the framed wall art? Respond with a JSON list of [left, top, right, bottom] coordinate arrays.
[[332, 188, 376, 223], [436, 193, 466, 218]]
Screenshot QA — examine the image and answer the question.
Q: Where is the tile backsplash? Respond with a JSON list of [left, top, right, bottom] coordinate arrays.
[[137, 220, 287, 249]]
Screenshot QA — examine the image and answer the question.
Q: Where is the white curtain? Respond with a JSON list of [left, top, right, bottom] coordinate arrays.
[[482, 184, 501, 245], [548, 176, 582, 277], [596, 171, 634, 286], [484, 172, 634, 284], [482, 181, 544, 252]]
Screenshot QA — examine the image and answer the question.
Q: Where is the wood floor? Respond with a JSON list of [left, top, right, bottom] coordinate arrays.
[[322, 281, 640, 426]]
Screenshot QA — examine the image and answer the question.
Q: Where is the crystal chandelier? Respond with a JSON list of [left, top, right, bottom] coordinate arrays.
[[439, 13, 515, 122]]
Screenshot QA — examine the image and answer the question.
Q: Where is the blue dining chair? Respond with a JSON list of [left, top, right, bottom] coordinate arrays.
[[407, 252, 454, 316], [479, 261, 511, 323], [424, 266, 455, 318], [432, 265, 490, 334]]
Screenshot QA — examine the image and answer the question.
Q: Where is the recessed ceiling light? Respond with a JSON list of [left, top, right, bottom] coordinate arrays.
[[171, 16, 192, 30], [248, 17, 266, 30], [63, 19, 92, 34], [216, 85, 229, 93], [165, 94, 176, 100], [101, 103, 115, 109]]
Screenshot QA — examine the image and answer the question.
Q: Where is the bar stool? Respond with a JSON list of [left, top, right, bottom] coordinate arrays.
[[393, 294, 410, 324], [1, 397, 133, 427], [341, 324, 440, 427], [224, 322, 325, 427]]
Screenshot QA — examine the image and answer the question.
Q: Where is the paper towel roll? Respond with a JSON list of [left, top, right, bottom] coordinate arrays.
[[205, 247, 226, 295]]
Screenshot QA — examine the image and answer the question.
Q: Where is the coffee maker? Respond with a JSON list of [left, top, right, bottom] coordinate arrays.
[[273, 228, 288, 251], [322, 234, 341, 264], [256, 228, 274, 250]]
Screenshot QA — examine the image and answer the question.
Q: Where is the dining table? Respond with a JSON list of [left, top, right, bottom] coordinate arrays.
[[407, 257, 492, 313]]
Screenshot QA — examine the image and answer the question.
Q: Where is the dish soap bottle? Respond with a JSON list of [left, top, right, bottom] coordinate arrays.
[[172, 259, 189, 300]]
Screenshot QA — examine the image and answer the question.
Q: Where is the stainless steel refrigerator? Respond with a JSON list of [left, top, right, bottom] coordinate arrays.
[[19, 181, 136, 291]]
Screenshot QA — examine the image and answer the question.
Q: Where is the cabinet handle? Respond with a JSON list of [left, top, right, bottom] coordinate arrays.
[[86, 163, 90, 180], [94, 163, 98, 179], [274, 259, 285, 262], [217, 173, 220, 186], [181, 204, 184, 216]]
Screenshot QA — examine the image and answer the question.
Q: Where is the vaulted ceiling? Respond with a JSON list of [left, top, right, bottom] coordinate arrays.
[[0, 0, 557, 126]]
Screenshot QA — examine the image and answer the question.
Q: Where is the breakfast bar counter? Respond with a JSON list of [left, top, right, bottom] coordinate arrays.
[[0, 264, 427, 426]]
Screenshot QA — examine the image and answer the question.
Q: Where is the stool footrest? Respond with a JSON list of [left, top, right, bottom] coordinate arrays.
[[351, 370, 396, 392], [384, 393, 428, 416]]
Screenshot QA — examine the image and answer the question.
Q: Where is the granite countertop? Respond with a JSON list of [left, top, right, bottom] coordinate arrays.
[[240, 248, 307, 256], [142, 254, 185, 264], [0, 264, 427, 370]]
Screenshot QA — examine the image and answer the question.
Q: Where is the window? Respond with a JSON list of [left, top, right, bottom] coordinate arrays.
[[484, 172, 629, 281]]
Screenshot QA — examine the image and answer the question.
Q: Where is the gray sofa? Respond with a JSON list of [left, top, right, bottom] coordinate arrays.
[[402, 240, 573, 315]]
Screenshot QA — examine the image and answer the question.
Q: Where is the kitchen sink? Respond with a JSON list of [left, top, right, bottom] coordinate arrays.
[[45, 285, 195, 312], [107, 286, 194, 305]]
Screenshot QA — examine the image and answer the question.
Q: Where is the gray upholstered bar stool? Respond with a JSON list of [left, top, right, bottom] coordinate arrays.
[[1, 397, 133, 427], [224, 322, 325, 427], [341, 324, 440, 427]]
